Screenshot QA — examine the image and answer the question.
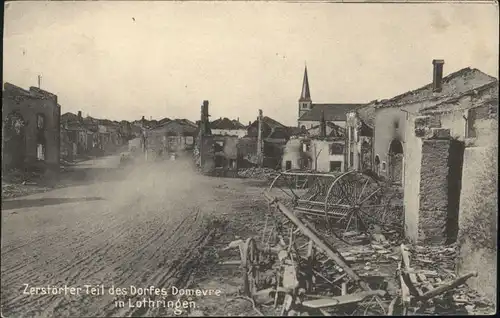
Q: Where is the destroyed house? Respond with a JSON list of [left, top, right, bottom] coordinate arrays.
[[402, 75, 498, 302], [2, 82, 61, 173], [372, 61, 497, 185], [147, 119, 197, 152], [210, 117, 247, 138], [243, 116, 290, 168]]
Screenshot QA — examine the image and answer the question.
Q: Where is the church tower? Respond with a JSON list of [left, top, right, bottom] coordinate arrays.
[[298, 65, 312, 119]]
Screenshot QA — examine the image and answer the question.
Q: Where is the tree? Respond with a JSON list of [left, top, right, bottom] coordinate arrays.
[[312, 143, 323, 171]]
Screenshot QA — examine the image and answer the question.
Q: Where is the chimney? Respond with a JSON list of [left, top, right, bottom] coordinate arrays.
[[432, 59, 445, 93], [203, 100, 209, 114], [257, 109, 263, 167], [78, 111, 82, 119], [249, 121, 251, 126], [320, 110, 326, 138], [201, 100, 211, 135]]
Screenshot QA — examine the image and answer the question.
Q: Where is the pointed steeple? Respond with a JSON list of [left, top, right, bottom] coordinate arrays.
[[299, 65, 311, 102]]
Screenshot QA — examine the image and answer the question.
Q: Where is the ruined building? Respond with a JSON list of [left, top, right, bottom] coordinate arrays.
[[2, 83, 61, 174], [345, 102, 376, 173], [240, 110, 290, 169], [210, 117, 247, 138], [406, 77, 498, 302], [194, 100, 216, 174], [282, 110, 346, 172]]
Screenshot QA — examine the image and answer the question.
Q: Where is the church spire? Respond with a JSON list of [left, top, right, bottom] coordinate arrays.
[[299, 65, 311, 102]]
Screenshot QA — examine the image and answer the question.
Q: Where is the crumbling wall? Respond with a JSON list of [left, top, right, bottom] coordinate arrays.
[[456, 118, 498, 303], [404, 115, 462, 245], [199, 135, 215, 175], [418, 138, 452, 245], [2, 84, 60, 173], [281, 138, 302, 171], [360, 137, 373, 171]]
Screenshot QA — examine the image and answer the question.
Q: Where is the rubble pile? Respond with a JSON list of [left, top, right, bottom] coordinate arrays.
[[237, 167, 278, 180], [411, 244, 457, 278], [2, 182, 52, 199], [1, 169, 52, 199]]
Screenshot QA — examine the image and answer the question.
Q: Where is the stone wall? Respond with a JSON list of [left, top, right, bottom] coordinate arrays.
[[456, 119, 497, 303], [404, 115, 463, 245], [417, 139, 452, 245]]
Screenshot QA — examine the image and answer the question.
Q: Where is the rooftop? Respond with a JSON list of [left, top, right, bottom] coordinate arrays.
[[299, 103, 364, 122], [210, 117, 246, 130], [419, 80, 499, 115], [374, 67, 497, 109]]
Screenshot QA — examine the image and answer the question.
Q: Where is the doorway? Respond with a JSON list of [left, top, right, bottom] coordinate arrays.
[[388, 139, 404, 184]]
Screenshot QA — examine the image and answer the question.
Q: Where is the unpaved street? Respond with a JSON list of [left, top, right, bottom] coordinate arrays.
[[1, 155, 231, 317]]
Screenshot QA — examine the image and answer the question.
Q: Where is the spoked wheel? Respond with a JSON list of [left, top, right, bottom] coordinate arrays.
[[269, 173, 303, 206], [323, 171, 386, 235], [242, 238, 261, 297], [357, 186, 404, 235]]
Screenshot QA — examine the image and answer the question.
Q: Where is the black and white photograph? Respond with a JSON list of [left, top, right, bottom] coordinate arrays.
[[1, 0, 498, 316]]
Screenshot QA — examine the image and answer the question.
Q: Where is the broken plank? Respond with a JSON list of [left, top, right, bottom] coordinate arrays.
[[341, 282, 347, 296], [419, 272, 478, 302], [220, 260, 242, 266], [401, 244, 418, 285], [399, 264, 411, 306], [387, 297, 398, 316], [302, 290, 387, 309]]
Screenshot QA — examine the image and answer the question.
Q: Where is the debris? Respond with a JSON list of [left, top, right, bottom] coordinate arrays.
[[301, 290, 386, 309], [237, 168, 278, 180], [419, 271, 478, 302]]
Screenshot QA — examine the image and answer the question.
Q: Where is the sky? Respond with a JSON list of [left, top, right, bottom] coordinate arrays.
[[3, 1, 499, 126]]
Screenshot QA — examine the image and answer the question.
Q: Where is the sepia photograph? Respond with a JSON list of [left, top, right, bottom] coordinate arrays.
[[1, 0, 498, 316]]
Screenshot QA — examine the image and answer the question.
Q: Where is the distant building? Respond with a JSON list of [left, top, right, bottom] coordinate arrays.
[[242, 113, 291, 169], [283, 112, 346, 172], [146, 119, 197, 155], [282, 136, 346, 173], [297, 66, 363, 130], [210, 117, 247, 138], [2, 83, 61, 173]]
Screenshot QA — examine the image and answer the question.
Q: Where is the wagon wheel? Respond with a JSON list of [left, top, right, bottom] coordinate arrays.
[[356, 187, 404, 236], [269, 173, 302, 207], [324, 171, 385, 236], [277, 216, 353, 297], [241, 238, 261, 297]]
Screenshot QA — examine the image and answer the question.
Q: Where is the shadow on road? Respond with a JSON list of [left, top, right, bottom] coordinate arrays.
[[1, 197, 105, 210]]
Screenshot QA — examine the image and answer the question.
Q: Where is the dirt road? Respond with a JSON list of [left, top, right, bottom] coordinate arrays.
[[1, 155, 231, 317]]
